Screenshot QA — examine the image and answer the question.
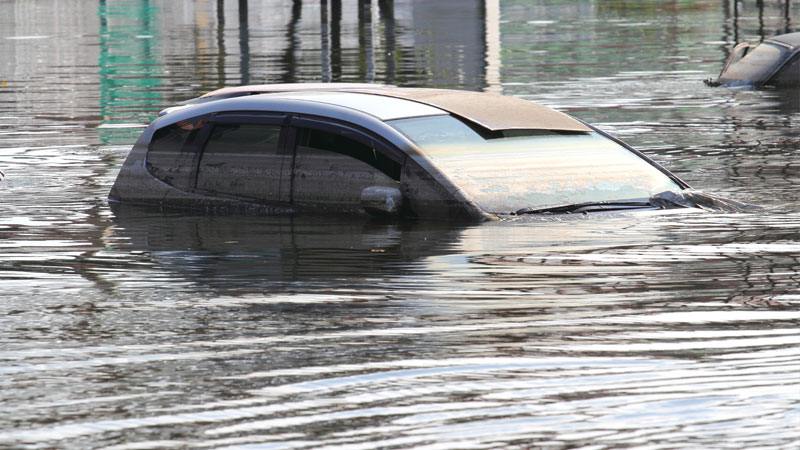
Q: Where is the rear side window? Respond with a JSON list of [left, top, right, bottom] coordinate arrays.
[[146, 118, 207, 189], [201, 123, 281, 155], [196, 123, 287, 201]]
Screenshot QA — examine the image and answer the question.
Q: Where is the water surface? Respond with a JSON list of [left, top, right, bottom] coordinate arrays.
[[1, 0, 799, 448]]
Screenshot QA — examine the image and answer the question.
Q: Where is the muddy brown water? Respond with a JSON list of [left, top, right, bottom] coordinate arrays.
[[1, 1, 799, 448]]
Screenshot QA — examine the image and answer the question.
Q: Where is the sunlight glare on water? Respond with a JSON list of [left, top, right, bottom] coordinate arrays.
[[1, 0, 799, 448]]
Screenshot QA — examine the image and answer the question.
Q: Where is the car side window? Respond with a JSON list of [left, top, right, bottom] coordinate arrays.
[[146, 118, 206, 189], [297, 128, 401, 181], [196, 123, 288, 202], [292, 127, 400, 210], [771, 53, 800, 86]]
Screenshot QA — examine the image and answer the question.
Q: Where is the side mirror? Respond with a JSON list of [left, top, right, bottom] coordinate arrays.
[[360, 186, 403, 217]]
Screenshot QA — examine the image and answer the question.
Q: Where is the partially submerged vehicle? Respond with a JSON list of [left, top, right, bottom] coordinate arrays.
[[110, 84, 733, 222], [708, 32, 800, 88]]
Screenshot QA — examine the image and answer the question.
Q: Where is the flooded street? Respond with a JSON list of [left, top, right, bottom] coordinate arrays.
[[1, 0, 800, 448]]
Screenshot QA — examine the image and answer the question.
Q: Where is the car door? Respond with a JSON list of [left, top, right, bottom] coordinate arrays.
[[288, 117, 404, 214], [194, 113, 293, 204]]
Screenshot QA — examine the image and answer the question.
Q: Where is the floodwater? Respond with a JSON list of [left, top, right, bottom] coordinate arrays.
[[1, 0, 799, 448]]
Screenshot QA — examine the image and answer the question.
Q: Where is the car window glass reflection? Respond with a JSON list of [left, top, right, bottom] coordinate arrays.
[[387, 115, 484, 147], [390, 115, 681, 213]]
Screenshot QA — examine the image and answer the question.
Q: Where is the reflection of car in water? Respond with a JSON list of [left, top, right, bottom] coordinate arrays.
[[108, 205, 462, 291], [708, 32, 800, 88], [110, 84, 737, 222]]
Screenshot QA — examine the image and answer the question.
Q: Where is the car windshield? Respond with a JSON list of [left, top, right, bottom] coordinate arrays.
[[388, 115, 682, 214], [719, 42, 789, 84]]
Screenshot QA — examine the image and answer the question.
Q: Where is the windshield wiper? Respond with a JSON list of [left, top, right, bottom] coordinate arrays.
[[513, 190, 760, 216], [514, 191, 703, 216], [514, 200, 652, 215]]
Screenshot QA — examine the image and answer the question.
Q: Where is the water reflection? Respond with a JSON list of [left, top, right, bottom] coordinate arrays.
[[238, 0, 250, 84], [216, 0, 226, 86], [379, 0, 396, 85], [2, 209, 799, 448], [106, 206, 463, 293], [724, 0, 795, 47], [98, 0, 161, 144]]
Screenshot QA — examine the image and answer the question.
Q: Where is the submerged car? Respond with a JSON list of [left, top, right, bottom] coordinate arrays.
[[110, 84, 718, 222], [709, 32, 800, 88]]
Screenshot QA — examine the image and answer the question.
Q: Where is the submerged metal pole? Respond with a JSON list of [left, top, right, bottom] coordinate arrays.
[[484, 0, 501, 94], [357, 0, 374, 81], [321, 0, 331, 82], [282, 0, 302, 83], [378, 0, 395, 84], [722, 0, 731, 60], [331, 0, 342, 81], [217, 0, 226, 87], [785, 0, 792, 34], [239, 0, 250, 84]]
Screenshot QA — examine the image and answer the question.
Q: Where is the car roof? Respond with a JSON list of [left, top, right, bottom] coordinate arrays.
[[264, 91, 446, 121], [197, 84, 591, 133], [767, 32, 800, 48], [197, 82, 391, 98]]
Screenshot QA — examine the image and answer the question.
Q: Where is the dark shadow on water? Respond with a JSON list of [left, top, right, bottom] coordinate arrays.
[[762, 87, 800, 114]]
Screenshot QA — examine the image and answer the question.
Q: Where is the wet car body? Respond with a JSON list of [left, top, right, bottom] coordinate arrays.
[[710, 32, 800, 88], [110, 84, 699, 222]]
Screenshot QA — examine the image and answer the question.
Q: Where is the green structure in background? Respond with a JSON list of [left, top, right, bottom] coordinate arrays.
[[98, 0, 162, 145]]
